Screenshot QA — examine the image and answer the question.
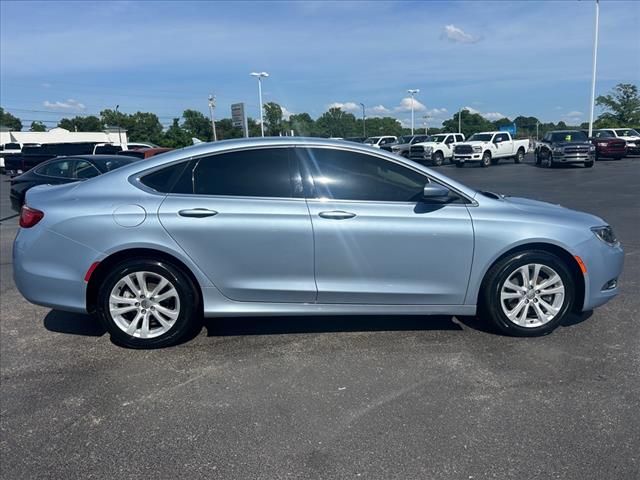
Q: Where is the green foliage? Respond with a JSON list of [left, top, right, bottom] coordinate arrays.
[[596, 83, 640, 126], [362, 116, 404, 137], [100, 109, 164, 144], [182, 109, 213, 141], [215, 118, 244, 140], [289, 113, 315, 136], [442, 109, 494, 137], [58, 115, 103, 132], [0, 107, 23, 131], [160, 118, 192, 148], [29, 121, 47, 132], [263, 102, 284, 136]]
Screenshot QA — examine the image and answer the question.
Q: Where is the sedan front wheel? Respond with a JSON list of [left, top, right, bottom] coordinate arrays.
[[481, 251, 575, 336]]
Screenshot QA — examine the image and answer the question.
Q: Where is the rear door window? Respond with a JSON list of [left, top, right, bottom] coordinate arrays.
[[36, 160, 75, 178]]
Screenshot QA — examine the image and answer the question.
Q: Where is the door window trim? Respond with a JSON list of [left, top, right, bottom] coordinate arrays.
[[294, 145, 475, 206]]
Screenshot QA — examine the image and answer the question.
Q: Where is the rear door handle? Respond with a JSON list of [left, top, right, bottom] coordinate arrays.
[[318, 210, 356, 220], [178, 208, 218, 218]]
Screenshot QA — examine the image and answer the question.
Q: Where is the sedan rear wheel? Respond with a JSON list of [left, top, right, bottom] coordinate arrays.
[[481, 250, 574, 336], [97, 259, 200, 348]]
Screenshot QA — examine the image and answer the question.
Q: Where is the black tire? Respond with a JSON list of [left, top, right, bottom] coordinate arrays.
[[585, 160, 594, 168], [480, 250, 575, 337], [481, 151, 491, 167], [515, 148, 525, 164], [454, 161, 464, 168], [541, 151, 553, 168], [432, 151, 444, 166], [96, 258, 200, 348], [534, 152, 541, 166], [490, 158, 499, 165]]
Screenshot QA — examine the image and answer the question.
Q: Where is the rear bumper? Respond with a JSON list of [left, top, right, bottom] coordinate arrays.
[[13, 227, 101, 313]]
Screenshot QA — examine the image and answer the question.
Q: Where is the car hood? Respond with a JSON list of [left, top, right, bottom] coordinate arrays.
[[456, 141, 491, 146], [618, 136, 640, 141], [500, 195, 604, 226], [552, 141, 592, 147], [412, 142, 445, 149]]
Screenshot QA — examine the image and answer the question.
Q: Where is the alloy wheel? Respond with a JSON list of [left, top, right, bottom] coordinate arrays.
[[499, 263, 565, 328], [109, 271, 181, 338]]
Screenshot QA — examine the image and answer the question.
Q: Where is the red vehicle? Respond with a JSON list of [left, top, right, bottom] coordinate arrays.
[[588, 130, 627, 160], [117, 147, 173, 159]]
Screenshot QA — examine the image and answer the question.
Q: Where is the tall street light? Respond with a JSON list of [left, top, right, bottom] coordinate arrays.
[[359, 102, 366, 137], [114, 104, 123, 147], [208, 94, 217, 142], [250, 72, 269, 137], [588, 0, 600, 137], [407, 89, 419, 135], [422, 115, 431, 135]]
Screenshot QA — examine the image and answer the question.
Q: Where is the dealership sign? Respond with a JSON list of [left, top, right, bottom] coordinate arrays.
[[231, 103, 248, 137]]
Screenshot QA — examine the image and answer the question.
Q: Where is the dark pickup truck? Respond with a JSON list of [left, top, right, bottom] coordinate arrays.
[[4, 142, 122, 176], [534, 130, 596, 168], [588, 130, 627, 160]]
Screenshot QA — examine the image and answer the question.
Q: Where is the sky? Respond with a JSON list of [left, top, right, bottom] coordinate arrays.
[[1, 0, 639, 129]]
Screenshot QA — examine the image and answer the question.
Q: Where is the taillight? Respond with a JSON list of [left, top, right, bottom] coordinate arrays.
[[19, 205, 44, 228]]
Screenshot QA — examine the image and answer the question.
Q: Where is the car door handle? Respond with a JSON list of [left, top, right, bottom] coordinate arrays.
[[318, 210, 356, 220], [178, 208, 218, 218]]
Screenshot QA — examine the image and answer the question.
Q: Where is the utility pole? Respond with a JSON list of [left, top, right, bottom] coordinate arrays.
[[115, 104, 123, 147], [407, 89, 419, 135], [250, 72, 269, 137], [588, 0, 600, 137], [208, 94, 217, 141], [458, 107, 462, 134], [359, 102, 366, 137], [536, 121, 539, 141], [422, 115, 431, 135]]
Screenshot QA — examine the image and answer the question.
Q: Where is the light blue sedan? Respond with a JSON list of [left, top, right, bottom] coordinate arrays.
[[13, 138, 623, 348]]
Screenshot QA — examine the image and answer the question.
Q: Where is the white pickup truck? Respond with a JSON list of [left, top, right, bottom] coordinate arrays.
[[408, 133, 466, 166], [452, 131, 530, 167]]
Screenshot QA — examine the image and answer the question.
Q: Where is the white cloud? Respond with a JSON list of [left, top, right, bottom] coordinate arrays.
[[370, 104, 391, 115], [442, 24, 480, 44], [43, 99, 86, 112], [281, 106, 294, 120], [426, 107, 448, 117], [462, 106, 505, 121], [327, 101, 361, 113], [565, 110, 583, 118], [395, 97, 426, 112]]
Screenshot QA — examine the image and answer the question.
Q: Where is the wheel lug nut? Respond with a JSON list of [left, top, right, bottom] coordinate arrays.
[[533, 298, 538, 303], [150, 306, 155, 310], [135, 302, 140, 306], [536, 290, 540, 294], [525, 299, 529, 304], [141, 309, 146, 313]]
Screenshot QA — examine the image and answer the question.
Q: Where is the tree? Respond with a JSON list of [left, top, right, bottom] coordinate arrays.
[[29, 121, 47, 132], [58, 115, 103, 132], [289, 113, 315, 136], [596, 83, 640, 126], [215, 118, 244, 140], [315, 107, 359, 137], [362, 116, 404, 137], [0, 107, 22, 131], [100, 109, 163, 144], [161, 118, 191, 148], [182, 109, 212, 141], [263, 102, 284, 136], [443, 109, 493, 137]]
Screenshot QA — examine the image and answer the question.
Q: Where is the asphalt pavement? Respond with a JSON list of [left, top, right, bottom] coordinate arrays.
[[1, 155, 639, 479]]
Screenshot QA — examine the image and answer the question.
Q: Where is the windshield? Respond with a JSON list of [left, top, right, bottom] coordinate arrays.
[[431, 135, 448, 143], [615, 129, 639, 137], [399, 136, 413, 144], [550, 131, 588, 142], [593, 130, 614, 138], [411, 135, 428, 143], [468, 133, 493, 142], [363, 137, 380, 144]]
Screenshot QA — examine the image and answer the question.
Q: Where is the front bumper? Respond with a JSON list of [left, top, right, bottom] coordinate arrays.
[[552, 152, 595, 163], [574, 235, 624, 311], [453, 153, 482, 162]]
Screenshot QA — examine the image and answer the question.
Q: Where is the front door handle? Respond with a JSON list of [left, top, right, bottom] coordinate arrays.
[[178, 208, 218, 218], [318, 210, 356, 220]]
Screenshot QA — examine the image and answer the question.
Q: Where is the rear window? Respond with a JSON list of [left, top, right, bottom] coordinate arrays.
[[94, 144, 122, 154], [140, 161, 195, 193], [4, 143, 21, 150]]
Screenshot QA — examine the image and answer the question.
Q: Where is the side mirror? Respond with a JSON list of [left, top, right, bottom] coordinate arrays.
[[423, 183, 450, 199]]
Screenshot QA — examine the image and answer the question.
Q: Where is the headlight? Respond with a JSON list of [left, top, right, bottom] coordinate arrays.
[[589, 145, 596, 151], [472, 146, 482, 152], [552, 146, 563, 153], [424, 146, 433, 154], [592, 226, 618, 246], [597, 142, 608, 147]]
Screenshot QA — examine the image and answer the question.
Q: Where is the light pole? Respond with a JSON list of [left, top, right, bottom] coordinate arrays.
[[407, 89, 419, 135], [422, 115, 431, 135], [588, 0, 600, 137], [458, 107, 462, 134], [115, 104, 123, 147], [208, 94, 217, 142], [359, 102, 366, 137], [250, 72, 269, 137]]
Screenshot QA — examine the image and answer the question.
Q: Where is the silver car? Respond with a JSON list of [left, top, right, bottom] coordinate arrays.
[[14, 138, 623, 348]]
